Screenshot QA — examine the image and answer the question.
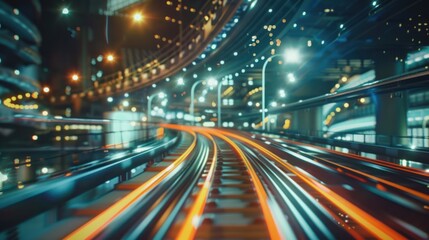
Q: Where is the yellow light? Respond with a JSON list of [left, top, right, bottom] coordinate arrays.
[[131, 107, 137, 112], [341, 76, 348, 82], [42, 110, 48, 116], [283, 119, 291, 129], [344, 102, 350, 108], [25, 93, 31, 98], [72, 74, 79, 81], [133, 12, 143, 22], [359, 98, 366, 104], [17, 94, 23, 99], [11, 96, 16, 101], [336, 107, 341, 112], [106, 54, 115, 62], [43, 87, 50, 93], [32, 135, 38, 141]]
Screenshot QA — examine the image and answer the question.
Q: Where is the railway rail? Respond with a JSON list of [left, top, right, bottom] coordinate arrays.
[[1, 125, 427, 239]]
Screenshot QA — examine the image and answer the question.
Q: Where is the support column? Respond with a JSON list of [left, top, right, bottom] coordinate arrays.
[[79, 1, 92, 91], [373, 50, 408, 146]]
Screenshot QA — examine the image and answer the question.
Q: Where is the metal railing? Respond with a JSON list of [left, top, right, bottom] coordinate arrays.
[[275, 129, 429, 149], [0, 126, 170, 193]]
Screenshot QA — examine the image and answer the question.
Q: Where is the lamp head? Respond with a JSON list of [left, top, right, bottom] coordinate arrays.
[[207, 77, 218, 87], [284, 48, 301, 63]]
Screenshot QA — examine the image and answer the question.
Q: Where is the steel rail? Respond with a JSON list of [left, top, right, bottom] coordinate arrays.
[[175, 131, 218, 240], [206, 129, 284, 240], [217, 129, 407, 240], [0, 133, 178, 231], [278, 137, 429, 179], [236, 140, 357, 239], [271, 140, 429, 202], [64, 131, 197, 240], [122, 134, 210, 239]]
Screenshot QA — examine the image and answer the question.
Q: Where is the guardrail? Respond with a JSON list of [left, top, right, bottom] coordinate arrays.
[[0, 126, 167, 192], [279, 129, 429, 149], [255, 129, 429, 164], [0, 130, 180, 231]]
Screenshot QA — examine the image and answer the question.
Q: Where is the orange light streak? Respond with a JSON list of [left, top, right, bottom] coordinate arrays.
[[64, 130, 197, 240], [275, 138, 429, 201], [218, 129, 407, 240], [206, 129, 283, 240], [175, 131, 218, 240], [334, 157, 428, 201], [281, 138, 428, 177]]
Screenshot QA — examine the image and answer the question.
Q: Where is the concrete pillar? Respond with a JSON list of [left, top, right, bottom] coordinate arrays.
[[78, 1, 92, 91], [373, 50, 408, 145]]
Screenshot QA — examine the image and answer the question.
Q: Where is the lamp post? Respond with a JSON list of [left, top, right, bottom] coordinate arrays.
[[147, 92, 165, 123], [146, 92, 165, 139], [190, 80, 204, 125], [262, 54, 281, 131], [217, 79, 225, 127], [190, 78, 218, 125], [261, 49, 300, 130]]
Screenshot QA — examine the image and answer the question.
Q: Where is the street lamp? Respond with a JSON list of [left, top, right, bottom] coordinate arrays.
[[133, 12, 143, 22], [61, 7, 70, 15], [71, 73, 79, 82], [190, 78, 217, 125], [190, 80, 204, 125], [177, 77, 185, 85], [261, 48, 300, 130], [217, 79, 225, 127], [106, 53, 115, 62], [147, 92, 165, 123], [145, 92, 166, 140]]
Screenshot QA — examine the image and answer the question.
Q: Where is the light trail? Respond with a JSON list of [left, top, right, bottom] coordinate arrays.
[[218, 129, 408, 240], [320, 155, 428, 201], [269, 137, 429, 201], [64, 130, 197, 240], [206, 129, 284, 240], [279, 137, 429, 177], [175, 131, 218, 240]]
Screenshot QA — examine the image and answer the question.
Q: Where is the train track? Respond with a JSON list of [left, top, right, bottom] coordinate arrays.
[[7, 125, 427, 239]]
